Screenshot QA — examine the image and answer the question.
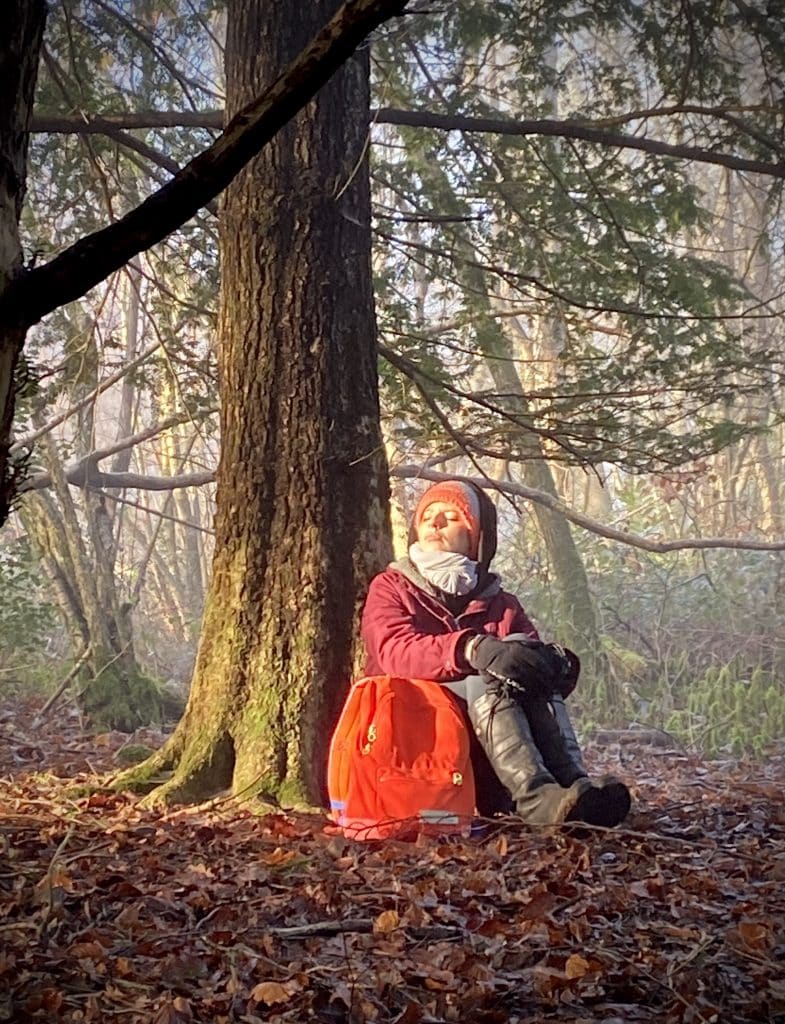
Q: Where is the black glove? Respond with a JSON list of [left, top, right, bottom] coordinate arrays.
[[538, 643, 581, 697], [467, 636, 561, 696]]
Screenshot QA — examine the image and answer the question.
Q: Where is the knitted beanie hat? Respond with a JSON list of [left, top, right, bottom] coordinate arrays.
[[412, 481, 482, 558]]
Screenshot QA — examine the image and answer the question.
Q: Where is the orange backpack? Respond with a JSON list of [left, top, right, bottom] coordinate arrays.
[[327, 675, 476, 841]]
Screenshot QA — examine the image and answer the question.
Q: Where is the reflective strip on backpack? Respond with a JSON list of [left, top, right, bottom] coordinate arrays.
[[418, 809, 460, 825]]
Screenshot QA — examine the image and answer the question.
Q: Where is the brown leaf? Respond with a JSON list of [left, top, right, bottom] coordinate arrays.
[[260, 847, 299, 866], [736, 921, 772, 950], [564, 953, 591, 979], [393, 1001, 424, 1024], [373, 909, 400, 934], [249, 981, 292, 1005], [172, 996, 192, 1018], [423, 969, 455, 991], [494, 834, 508, 857], [67, 940, 106, 961], [40, 989, 63, 1013]]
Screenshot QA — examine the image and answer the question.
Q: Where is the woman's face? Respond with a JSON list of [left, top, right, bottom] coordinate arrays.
[[417, 501, 472, 556]]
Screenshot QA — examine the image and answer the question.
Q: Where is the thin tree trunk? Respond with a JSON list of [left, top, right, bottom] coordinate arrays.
[[481, 328, 602, 671], [33, 433, 162, 729], [19, 491, 90, 646]]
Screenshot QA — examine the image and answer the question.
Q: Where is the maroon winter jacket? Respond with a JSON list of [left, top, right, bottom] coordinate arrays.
[[361, 559, 538, 681]]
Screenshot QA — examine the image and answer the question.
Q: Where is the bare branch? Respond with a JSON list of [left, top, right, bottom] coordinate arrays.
[[95, 489, 215, 533], [21, 447, 785, 552], [31, 111, 223, 132], [19, 406, 218, 492], [30, 106, 785, 179], [373, 108, 785, 179], [10, 339, 165, 453], [378, 229, 784, 322], [393, 466, 785, 553], [32, 643, 92, 724], [21, 463, 214, 494]]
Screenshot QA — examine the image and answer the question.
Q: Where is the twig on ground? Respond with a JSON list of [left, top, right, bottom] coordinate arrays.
[[36, 824, 75, 937], [33, 645, 92, 725]]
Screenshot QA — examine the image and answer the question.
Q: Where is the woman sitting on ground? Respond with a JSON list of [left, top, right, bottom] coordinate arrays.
[[361, 479, 631, 827]]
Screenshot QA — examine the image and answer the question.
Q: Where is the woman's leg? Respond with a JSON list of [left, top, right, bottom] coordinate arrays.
[[459, 633, 631, 826], [442, 675, 512, 815], [442, 673, 487, 706]]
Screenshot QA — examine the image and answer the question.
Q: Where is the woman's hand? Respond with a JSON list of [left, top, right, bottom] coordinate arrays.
[[467, 636, 561, 694]]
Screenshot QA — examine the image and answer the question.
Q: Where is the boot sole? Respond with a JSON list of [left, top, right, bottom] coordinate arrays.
[[568, 781, 631, 828]]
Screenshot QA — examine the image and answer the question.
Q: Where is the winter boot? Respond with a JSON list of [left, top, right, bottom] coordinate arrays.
[[467, 687, 600, 826], [467, 711, 514, 817], [524, 697, 587, 786], [547, 694, 631, 827]]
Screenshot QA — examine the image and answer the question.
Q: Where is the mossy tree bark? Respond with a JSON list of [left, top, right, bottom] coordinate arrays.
[[18, 304, 163, 732], [121, 0, 392, 806]]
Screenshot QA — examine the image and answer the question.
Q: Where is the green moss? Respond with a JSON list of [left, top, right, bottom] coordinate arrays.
[[115, 743, 156, 766], [136, 732, 235, 807], [80, 664, 164, 732], [110, 738, 176, 794], [113, 768, 174, 795], [277, 775, 310, 808]]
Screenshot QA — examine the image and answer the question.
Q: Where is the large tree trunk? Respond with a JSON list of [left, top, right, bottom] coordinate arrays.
[[0, 1, 46, 523], [122, 0, 392, 805]]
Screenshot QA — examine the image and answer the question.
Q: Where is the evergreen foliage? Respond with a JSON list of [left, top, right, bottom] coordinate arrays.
[[0, 537, 58, 690], [372, 0, 784, 471]]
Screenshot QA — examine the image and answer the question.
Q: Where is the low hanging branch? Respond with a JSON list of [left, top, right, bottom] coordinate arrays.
[[2, 0, 409, 332], [373, 108, 785, 179], [10, 339, 166, 454], [392, 466, 785, 554], [29, 107, 785, 180], [19, 439, 785, 552], [19, 406, 218, 493]]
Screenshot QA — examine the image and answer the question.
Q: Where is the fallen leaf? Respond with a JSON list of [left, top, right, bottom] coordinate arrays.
[[393, 1001, 423, 1024], [736, 920, 772, 950], [249, 981, 298, 1005], [565, 953, 591, 979], [373, 909, 400, 934]]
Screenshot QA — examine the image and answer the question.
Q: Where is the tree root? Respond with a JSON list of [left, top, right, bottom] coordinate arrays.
[[109, 734, 180, 794], [136, 732, 236, 807]]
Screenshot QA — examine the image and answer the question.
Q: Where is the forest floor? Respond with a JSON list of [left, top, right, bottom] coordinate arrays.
[[1, 698, 783, 1024]]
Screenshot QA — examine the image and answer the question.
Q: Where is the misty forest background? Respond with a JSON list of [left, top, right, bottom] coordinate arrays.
[[3, 0, 785, 764]]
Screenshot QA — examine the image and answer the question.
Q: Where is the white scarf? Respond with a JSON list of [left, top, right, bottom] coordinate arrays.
[[409, 542, 478, 596]]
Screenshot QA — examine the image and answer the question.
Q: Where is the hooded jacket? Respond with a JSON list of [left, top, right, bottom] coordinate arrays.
[[361, 482, 538, 681]]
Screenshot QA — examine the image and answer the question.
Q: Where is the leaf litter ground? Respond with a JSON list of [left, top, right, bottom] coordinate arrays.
[[1, 698, 783, 1024]]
